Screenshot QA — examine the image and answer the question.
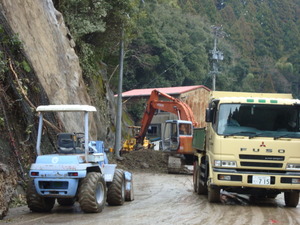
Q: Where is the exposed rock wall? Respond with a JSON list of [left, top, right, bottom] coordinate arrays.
[[0, 163, 17, 219], [0, 0, 96, 134]]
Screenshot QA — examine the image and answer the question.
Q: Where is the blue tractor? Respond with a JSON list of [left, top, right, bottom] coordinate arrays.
[[26, 105, 134, 213]]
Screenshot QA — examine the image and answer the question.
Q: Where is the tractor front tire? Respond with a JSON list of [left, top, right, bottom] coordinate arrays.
[[78, 172, 106, 213], [107, 169, 126, 206], [26, 179, 55, 212]]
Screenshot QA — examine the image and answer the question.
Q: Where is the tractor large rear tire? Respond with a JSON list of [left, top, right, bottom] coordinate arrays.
[[78, 172, 106, 213], [26, 179, 55, 212], [107, 169, 126, 206], [284, 191, 299, 207]]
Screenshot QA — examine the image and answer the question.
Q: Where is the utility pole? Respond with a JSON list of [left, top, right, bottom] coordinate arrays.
[[209, 25, 225, 91], [115, 27, 124, 159]]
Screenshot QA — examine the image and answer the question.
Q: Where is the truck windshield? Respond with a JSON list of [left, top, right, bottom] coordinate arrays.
[[217, 103, 300, 139]]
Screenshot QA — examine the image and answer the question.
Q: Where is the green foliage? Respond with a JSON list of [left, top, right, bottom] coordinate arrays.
[[124, 2, 211, 90], [21, 60, 31, 73], [0, 25, 22, 50], [25, 124, 34, 135], [126, 100, 145, 123], [171, 0, 300, 95], [0, 116, 4, 127], [0, 26, 23, 75], [58, 0, 109, 40], [55, 0, 141, 92], [122, 109, 134, 126], [0, 50, 7, 75], [56, 0, 300, 97], [9, 34, 22, 49]]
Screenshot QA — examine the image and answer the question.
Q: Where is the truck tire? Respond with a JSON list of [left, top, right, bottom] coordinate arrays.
[[208, 186, 220, 203], [78, 172, 106, 213], [193, 164, 207, 195], [26, 179, 55, 212], [57, 198, 76, 206], [193, 162, 198, 192], [107, 169, 126, 206], [284, 191, 299, 207]]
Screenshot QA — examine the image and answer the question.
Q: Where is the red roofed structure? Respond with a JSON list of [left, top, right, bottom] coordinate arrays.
[[120, 85, 210, 98]]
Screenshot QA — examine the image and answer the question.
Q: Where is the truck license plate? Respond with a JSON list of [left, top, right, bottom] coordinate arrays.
[[252, 176, 271, 185]]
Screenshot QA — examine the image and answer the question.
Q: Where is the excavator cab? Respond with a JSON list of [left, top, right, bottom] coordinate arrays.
[[162, 120, 194, 173], [162, 120, 193, 153]]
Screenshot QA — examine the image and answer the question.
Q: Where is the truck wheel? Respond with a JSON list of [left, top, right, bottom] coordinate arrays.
[[26, 179, 55, 212], [208, 186, 220, 203], [107, 169, 126, 206], [284, 191, 299, 207], [193, 164, 207, 195], [57, 198, 76, 206], [78, 172, 106, 213]]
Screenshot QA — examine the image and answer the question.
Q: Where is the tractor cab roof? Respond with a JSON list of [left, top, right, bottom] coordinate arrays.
[[36, 105, 97, 112]]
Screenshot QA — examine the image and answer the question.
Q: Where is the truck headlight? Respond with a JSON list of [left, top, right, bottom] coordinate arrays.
[[214, 160, 237, 167], [286, 164, 300, 170]]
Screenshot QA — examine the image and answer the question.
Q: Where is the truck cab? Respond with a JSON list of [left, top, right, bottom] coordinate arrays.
[[194, 91, 300, 207]]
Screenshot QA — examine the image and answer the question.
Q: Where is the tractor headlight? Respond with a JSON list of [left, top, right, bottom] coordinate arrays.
[[286, 163, 300, 170], [214, 160, 237, 168]]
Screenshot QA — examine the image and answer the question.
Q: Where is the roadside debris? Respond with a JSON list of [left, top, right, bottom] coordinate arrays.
[[220, 190, 250, 205]]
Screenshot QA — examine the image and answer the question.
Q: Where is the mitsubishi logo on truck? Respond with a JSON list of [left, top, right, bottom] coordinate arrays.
[[260, 142, 266, 147]]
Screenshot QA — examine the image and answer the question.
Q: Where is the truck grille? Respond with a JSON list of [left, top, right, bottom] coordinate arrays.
[[240, 162, 283, 168], [239, 154, 284, 161]]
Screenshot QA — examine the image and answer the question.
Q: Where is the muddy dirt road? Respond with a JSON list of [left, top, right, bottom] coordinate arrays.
[[3, 172, 300, 225]]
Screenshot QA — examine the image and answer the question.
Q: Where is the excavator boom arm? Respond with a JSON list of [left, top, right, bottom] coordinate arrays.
[[136, 89, 198, 143]]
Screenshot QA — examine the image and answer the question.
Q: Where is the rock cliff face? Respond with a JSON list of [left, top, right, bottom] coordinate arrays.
[[0, 0, 96, 133]]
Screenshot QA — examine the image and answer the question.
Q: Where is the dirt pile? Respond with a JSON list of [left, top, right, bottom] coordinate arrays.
[[111, 149, 169, 173]]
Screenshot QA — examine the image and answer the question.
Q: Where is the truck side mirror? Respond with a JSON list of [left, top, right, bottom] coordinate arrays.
[[205, 108, 213, 123]]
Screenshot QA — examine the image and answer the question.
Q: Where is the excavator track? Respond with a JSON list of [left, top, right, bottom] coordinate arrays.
[[167, 155, 193, 174]]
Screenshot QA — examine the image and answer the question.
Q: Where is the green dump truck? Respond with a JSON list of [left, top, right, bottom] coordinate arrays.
[[193, 91, 300, 207]]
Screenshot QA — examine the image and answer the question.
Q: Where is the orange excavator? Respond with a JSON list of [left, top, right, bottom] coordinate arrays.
[[135, 89, 199, 173]]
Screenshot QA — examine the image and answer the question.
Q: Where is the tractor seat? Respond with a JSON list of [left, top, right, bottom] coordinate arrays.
[[57, 133, 76, 153]]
